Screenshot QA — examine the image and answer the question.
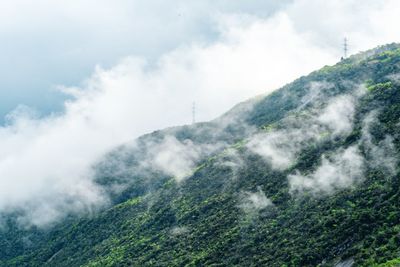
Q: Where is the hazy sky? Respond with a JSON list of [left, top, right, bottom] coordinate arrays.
[[1, 0, 399, 123], [0, 0, 290, 121], [1, 0, 400, 227]]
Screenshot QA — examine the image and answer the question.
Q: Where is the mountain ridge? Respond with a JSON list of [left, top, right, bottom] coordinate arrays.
[[2, 43, 400, 266]]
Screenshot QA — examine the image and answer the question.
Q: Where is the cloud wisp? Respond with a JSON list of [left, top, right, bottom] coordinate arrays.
[[246, 86, 359, 170], [288, 145, 365, 195], [142, 135, 224, 182], [238, 187, 273, 215], [288, 110, 398, 195], [360, 111, 398, 175]]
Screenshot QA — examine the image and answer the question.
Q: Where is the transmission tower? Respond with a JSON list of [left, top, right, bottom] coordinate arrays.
[[192, 102, 196, 124], [343, 37, 348, 58]]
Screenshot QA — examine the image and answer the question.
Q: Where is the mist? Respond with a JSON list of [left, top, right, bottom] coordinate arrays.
[[1, 0, 400, 227], [246, 88, 359, 171], [289, 145, 365, 195], [238, 187, 273, 215]]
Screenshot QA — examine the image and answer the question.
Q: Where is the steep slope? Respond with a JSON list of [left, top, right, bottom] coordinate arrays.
[[2, 43, 400, 266]]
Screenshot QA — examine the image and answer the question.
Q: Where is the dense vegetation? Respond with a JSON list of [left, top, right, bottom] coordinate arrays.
[[2, 44, 400, 266]]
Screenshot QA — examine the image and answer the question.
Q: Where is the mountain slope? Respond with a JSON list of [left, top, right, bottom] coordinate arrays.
[[2, 43, 400, 266]]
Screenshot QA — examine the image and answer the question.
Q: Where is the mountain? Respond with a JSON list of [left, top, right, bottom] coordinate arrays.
[[2, 43, 400, 266]]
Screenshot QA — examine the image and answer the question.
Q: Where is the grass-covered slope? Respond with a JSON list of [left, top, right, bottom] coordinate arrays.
[[3, 43, 400, 266]]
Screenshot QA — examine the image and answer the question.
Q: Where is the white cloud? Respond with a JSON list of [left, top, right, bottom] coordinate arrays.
[[238, 187, 273, 214], [247, 93, 358, 170], [1, 0, 400, 119], [247, 129, 306, 170], [143, 135, 221, 182], [170, 226, 189, 236], [289, 145, 365, 195], [288, 109, 399, 196], [361, 111, 398, 175], [317, 95, 356, 136], [215, 148, 245, 183]]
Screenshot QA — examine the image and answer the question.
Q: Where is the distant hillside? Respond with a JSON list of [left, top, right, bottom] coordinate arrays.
[[2, 43, 400, 267]]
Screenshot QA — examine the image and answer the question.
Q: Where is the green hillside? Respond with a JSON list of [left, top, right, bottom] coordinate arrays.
[[2, 43, 400, 266]]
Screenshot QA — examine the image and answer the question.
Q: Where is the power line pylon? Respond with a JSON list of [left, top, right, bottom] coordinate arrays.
[[192, 102, 196, 124]]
